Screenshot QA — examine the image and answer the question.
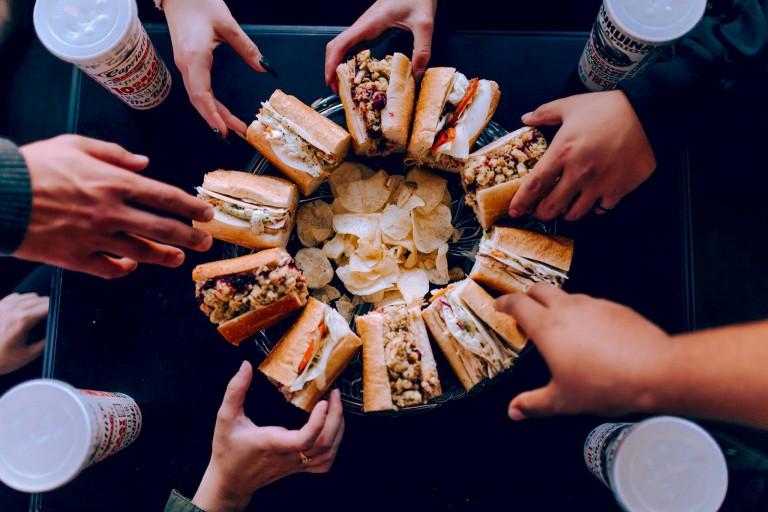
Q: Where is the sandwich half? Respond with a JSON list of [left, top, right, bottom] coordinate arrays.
[[259, 297, 362, 412], [423, 279, 523, 391], [407, 67, 500, 172], [247, 89, 351, 196], [336, 50, 415, 156], [470, 227, 574, 295], [356, 304, 442, 412], [462, 127, 548, 228], [193, 248, 309, 345], [193, 170, 298, 250]]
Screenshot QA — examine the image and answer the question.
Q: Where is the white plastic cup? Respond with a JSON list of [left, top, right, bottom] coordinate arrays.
[[33, 0, 171, 109], [584, 416, 728, 512], [0, 379, 142, 492], [578, 0, 707, 91]]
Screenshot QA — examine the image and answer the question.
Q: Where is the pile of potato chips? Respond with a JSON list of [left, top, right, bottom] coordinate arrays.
[[294, 162, 459, 309]]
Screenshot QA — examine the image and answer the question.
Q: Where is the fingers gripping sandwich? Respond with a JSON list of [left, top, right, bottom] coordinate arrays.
[[424, 279, 525, 391], [193, 170, 298, 250], [461, 127, 548, 228], [470, 227, 574, 295], [193, 248, 308, 345], [407, 67, 500, 172], [259, 297, 362, 412], [356, 304, 442, 412], [247, 89, 351, 196], [336, 50, 415, 156]]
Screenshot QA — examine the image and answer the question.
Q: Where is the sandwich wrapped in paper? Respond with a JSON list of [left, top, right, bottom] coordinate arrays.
[[337, 50, 415, 156], [470, 226, 573, 295], [356, 304, 442, 412], [407, 67, 500, 172], [193, 170, 298, 250], [259, 297, 361, 412], [247, 89, 351, 195], [423, 279, 525, 391], [193, 248, 308, 345], [461, 127, 548, 228]]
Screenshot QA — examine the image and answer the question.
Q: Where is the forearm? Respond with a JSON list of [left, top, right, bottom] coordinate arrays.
[[192, 462, 252, 512], [643, 321, 768, 429]]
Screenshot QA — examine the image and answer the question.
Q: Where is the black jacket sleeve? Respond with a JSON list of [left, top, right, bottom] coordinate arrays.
[[0, 137, 32, 255]]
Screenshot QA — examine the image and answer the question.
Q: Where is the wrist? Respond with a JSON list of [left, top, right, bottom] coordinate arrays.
[[192, 462, 252, 512], [631, 335, 680, 414]]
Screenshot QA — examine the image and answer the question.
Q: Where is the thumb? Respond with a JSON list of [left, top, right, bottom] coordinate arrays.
[[508, 384, 559, 420], [410, 21, 434, 80], [218, 361, 253, 420], [521, 98, 566, 127]]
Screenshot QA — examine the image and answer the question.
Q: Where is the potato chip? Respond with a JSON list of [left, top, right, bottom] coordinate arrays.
[[397, 269, 429, 307], [386, 175, 406, 203], [394, 181, 415, 207], [376, 289, 406, 309], [297, 200, 334, 247], [407, 167, 448, 213], [295, 248, 334, 289], [413, 204, 453, 253], [380, 204, 412, 241], [441, 187, 452, 207], [329, 162, 374, 197], [336, 294, 355, 323], [448, 266, 466, 281], [322, 233, 346, 261], [361, 290, 385, 304], [312, 284, 341, 304], [333, 213, 380, 239], [336, 169, 392, 213], [336, 255, 399, 296], [451, 227, 464, 243]]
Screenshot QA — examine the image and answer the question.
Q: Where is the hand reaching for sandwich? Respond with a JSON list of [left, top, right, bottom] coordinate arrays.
[[325, 0, 437, 92], [163, 0, 274, 138], [192, 361, 345, 512], [494, 283, 671, 420], [15, 135, 213, 279], [0, 293, 48, 375], [507, 90, 656, 221]]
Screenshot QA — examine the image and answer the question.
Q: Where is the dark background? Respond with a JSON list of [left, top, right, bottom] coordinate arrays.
[[2, 1, 768, 511]]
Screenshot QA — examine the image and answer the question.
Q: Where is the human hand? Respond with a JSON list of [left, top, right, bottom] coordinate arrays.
[[192, 361, 345, 512], [507, 90, 656, 221], [0, 293, 48, 375], [325, 0, 437, 92], [494, 284, 672, 420], [15, 135, 213, 279], [163, 0, 273, 137]]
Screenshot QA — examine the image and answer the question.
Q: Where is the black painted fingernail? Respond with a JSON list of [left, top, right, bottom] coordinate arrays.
[[213, 128, 230, 145], [260, 57, 279, 79]]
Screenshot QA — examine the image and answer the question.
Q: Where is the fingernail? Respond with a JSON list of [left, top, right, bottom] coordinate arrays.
[[240, 360, 248, 371], [508, 407, 526, 421], [259, 57, 279, 79], [173, 252, 184, 266], [508, 208, 520, 218], [203, 206, 215, 222], [213, 129, 230, 145], [521, 112, 533, 123], [134, 154, 149, 163]]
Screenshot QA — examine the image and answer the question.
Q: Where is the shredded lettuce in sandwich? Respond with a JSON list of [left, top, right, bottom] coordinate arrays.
[[196, 187, 290, 235], [478, 238, 568, 287], [289, 308, 348, 393]]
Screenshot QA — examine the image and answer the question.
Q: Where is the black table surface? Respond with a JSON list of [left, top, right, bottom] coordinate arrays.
[[37, 25, 698, 512]]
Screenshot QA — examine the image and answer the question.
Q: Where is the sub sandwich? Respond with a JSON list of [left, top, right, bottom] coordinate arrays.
[[462, 127, 548, 228], [407, 67, 500, 172], [259, 297, 361, 412], [247, 89, 351, 196], [193, 170, 298, 250], [193, 248, 308, 345], [336, 50, 415, 156], [470, 226, 574, 295], [424, 279, 525, 391], [356, 304, 442, 412]]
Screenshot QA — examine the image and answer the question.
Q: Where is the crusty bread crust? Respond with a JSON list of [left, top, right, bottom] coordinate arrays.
[[471, 126, 534, 156], [192, 217, 290, 250], [459, 279, 527, 352], [192, 248, 286, 281], [217, 292, 306, 345], [490, 227, 574, 272], [408, 307, 442, 399], [407, 67, 455, 159], [473, 179, 523, 229], [422, 305, 484, 391], [470, 255, 536, 295], [201, 170, 298, 208], [246, 121, 328, 196], [336, 59, 372, 155], [380, 53, 415, 153], [268, 90, 351, 158], [356, 313, 395, 412]]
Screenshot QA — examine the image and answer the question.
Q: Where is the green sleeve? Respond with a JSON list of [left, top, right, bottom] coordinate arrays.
[[0, 137, 32, 255], [164, 490, 207, 512]]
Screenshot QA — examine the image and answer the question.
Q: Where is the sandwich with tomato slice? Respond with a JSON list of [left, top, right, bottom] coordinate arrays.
[[259, 297, 362, 411], [407, 68, 500, 172]]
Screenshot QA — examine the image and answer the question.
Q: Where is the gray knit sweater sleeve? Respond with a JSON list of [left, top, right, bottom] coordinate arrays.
[[0, 138, 32, 255]]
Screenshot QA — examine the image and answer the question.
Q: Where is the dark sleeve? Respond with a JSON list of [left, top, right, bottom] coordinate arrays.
[[620, 0, 768, 152], [0, 137, 32, 256], [164, 490, 207, 512]]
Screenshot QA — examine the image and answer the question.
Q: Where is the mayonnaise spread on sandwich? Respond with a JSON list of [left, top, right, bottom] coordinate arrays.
[[289, 308, 348, 392], [196, 187, 289, 235], [434, 73, 493, 160], [478, 238, 569, 286]]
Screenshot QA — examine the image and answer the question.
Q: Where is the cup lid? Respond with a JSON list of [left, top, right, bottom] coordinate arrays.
[[611, 416, 728, 512], [606, 0, 707, 43], [33, 0, 135, 63], [0, 379, 92, 493]]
